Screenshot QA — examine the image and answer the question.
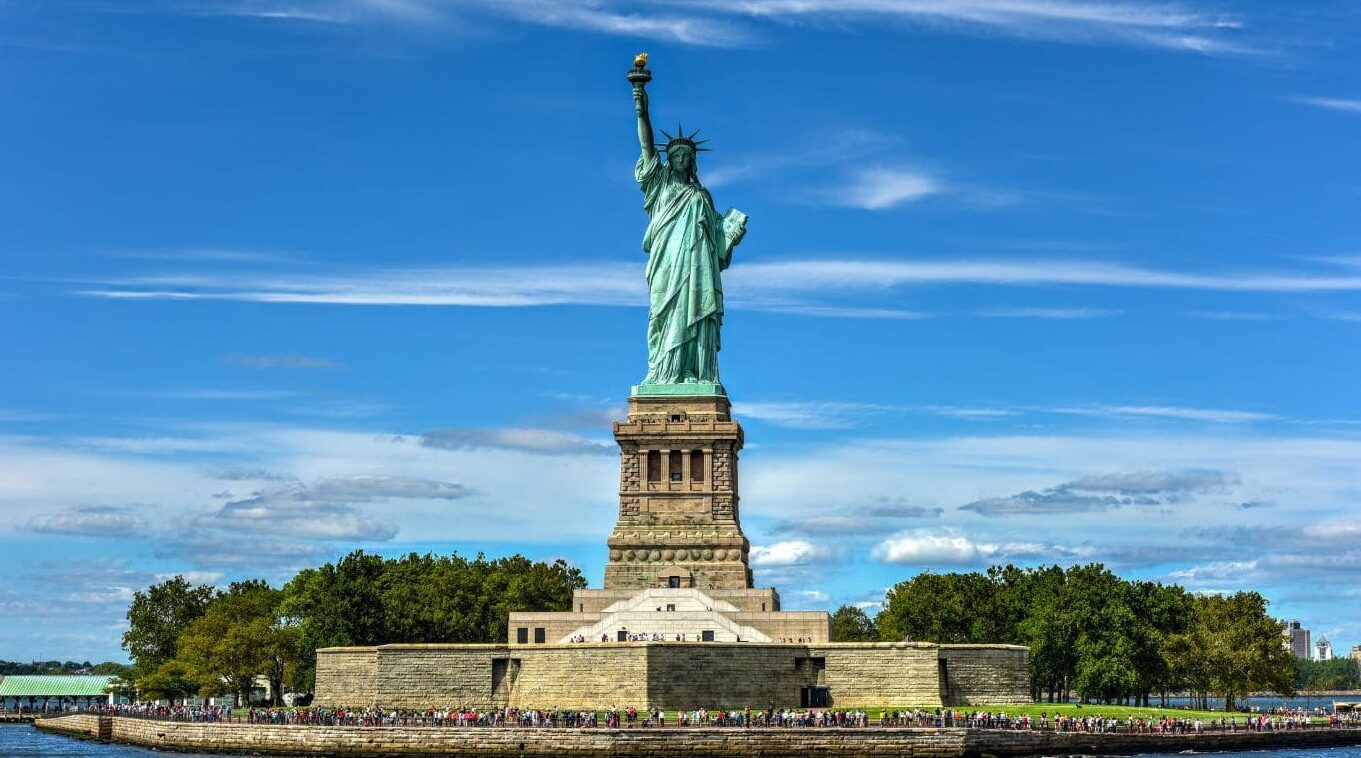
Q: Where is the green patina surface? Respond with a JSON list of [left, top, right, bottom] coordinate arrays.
[[631, 381, 726, 397], [0, 674, 113, 697], [630, 59, 746, 391]]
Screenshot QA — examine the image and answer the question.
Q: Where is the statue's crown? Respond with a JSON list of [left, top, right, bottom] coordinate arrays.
[[657, 124, 710, 154]]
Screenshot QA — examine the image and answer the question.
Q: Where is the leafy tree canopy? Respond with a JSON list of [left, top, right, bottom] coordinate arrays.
[[122, 576, 216, 677], [831, 605, 877, 642], [876, 563, 1287, 707], [121, 550, 585, 700]]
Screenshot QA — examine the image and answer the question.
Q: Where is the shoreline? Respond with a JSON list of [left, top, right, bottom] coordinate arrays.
[[33, 713, 1361, 757]]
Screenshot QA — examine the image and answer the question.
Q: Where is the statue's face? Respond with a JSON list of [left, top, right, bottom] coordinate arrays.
[[668, 148, 695, 175]]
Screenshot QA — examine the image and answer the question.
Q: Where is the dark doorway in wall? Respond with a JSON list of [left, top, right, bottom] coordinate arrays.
[[492, 658, 521, 699], [800, 686, 830, 708]]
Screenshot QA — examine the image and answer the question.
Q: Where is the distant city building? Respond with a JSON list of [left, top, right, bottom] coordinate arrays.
[[1315, 636, 1334, 661], [1279, 619, 1311, 659], [1350, 645, 1361, 664]]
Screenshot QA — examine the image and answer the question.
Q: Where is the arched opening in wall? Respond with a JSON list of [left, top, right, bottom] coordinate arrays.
[[647, 450, 661, 481], [669, 450, 683, 482], [691, 450, 705, 481]]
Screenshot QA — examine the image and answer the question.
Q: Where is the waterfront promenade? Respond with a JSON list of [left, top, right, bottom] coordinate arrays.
[[34, 710, 1361, 758]]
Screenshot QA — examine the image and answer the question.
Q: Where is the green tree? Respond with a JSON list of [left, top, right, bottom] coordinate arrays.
[[136, 660, 196, 703], [280, 550, 388, 691], [176, 580, 301, 705], [831, 605, 877, 642], [1062, 564, 1140, 703], [1296, 658, 1361, 691], [280, 549, 586, 692], [1129, 581, 1192, 705], [877, 572, 996, 643], [1014, 565, 1075, 702], [1167, 592, 1296, 710], [122, 576, 217, 677], [90, 661, 131, 676]]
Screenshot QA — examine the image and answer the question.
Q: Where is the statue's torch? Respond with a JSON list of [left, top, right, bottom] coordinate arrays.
[[628, 53, 652, 86]]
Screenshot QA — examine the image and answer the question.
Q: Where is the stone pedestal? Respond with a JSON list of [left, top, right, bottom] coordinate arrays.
[[605, 394, 752, 590]]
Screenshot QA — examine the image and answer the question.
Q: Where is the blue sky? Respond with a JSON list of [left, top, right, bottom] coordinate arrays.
[[2, 0, 1360, 663]]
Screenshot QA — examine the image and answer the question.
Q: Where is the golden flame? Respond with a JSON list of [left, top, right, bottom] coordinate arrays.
[[634, 52, 649, 69]]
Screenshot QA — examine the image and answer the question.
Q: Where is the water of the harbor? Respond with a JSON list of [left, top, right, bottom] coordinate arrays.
[[1159, 695, 1353, 712], [1, 723, 217, 757], [5, 723, 1361, 758]]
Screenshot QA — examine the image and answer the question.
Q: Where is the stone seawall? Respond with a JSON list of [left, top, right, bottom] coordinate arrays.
[[34, 715, 1361, 758]]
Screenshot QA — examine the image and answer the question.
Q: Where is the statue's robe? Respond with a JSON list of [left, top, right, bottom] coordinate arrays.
[[636, 151, 731, 385]]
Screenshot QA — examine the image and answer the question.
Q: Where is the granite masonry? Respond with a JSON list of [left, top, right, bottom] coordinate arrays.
[[35, 714, 1361, 758], [313, 393, 1033, 710], [314, 641, 1031, 710]]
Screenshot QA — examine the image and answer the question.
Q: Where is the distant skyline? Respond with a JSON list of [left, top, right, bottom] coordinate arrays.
[[2, 0, 1359, 662]]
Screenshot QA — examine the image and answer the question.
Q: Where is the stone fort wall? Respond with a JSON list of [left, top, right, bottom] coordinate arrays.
[[315, 641, 1030, 709], [36, 714, 1361, 758]]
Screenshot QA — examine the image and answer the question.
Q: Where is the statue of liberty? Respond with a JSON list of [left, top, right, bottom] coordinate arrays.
[[629, 54, 747, 395]]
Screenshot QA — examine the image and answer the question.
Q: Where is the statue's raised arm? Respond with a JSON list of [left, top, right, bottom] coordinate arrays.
[[629, 53, 655, 160]]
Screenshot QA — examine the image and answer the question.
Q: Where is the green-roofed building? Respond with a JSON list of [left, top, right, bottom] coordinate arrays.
[[0, 675, 114, 710]]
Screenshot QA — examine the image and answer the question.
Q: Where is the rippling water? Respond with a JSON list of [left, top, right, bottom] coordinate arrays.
[[5, 722, 1361, 758], [0, 724, 221, 757]]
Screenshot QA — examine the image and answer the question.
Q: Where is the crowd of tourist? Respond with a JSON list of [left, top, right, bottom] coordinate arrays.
[[52, 702, 1361, 733], [567, 633, 702, 642], [82, 703, 236, 722]]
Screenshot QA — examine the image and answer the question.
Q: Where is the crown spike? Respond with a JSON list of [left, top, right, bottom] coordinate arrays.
[[658, 122, 712, 155]]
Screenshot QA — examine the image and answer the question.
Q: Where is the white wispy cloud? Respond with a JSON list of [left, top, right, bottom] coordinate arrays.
[[680, 0, 1252, 54], [1166, 560, 1262, 584], [421, 427, 614, 455], [703, 129, 899, 189], [972, 307, 1121, 319], [162, 0, 754, 45], [27, 506, 145, 537], [1050, 404, 1278, 423], [70, 256, 1361, 314], [733, 400, 1278, 429], [75, 264, 642, 306], [154, 570, 225, 585], [1295, 97, 1361, 115], [223, 353, 341, 369], [726, 258, 1361, 293], [870, 528, 1092, 565], [750, 540, 832, 566], [160, 0, 1258, 54], [832, 168, 941, 210], [748, 303, 930, 319], [1318, 310, 1361, 323], [155, 388, 300, 401], [491, 1, 752, 46], [959, 468, 1237, 516], [735, 401, 894, 430], [1185, 310, 1275, 321], [71, 435, 263, 455]]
